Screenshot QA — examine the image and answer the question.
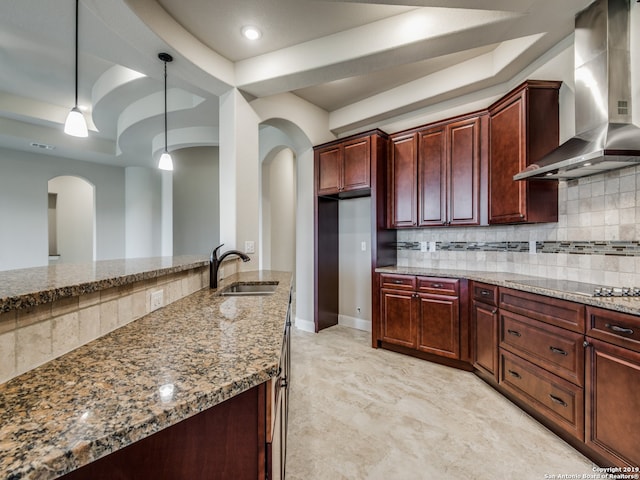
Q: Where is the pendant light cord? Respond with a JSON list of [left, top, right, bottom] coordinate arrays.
[[164, 59, 168, 153], [74, 0, 79, 108]]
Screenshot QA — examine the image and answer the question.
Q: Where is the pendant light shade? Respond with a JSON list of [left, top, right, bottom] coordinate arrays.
[[64, 0, 88, 138], [158, 52, 174, 171]]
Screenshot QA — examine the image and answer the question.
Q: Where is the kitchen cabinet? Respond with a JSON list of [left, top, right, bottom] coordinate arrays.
[[471, 282, 499, 382], [316, 135, 371, 196], [498, 288, 585, 441], [267, 302, 291, 480], [585, 307, 640, 468], [378, 274, 466, 364], [388, 112, 487, 228], [488, 80, 561, 224], [314, 129, 395, 333]]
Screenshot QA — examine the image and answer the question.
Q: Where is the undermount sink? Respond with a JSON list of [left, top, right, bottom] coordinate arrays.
[[218, 282, 278, 296]]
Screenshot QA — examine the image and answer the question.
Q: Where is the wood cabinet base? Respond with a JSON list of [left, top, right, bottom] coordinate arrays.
[[378, 340, 473, 371]]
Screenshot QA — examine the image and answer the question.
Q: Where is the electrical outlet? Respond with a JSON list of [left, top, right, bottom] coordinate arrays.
[[244, 241, 255, 254], [361, 241, 367, 252], [420, 241, 427, 252], [150, 290, 163, 311], [429, 241, 437, 253]]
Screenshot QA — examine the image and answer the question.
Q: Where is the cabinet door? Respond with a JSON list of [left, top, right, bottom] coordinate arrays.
[[472, 300, 498, 379], [448, 116, 480, 226], [418, 126, 446, 226], [380, 288, 417, 348], [417, 293, 460, 359], [586, 339, 640, 467], [489, 93, 527, 223], [342, 137, 370, 192], [316, 145, 342, 195], [388, 133, 417, 228]]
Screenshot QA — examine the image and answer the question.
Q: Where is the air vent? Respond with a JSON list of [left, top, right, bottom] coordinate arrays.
[[618, 100, 629, 115], [30, 142, 55, 150]]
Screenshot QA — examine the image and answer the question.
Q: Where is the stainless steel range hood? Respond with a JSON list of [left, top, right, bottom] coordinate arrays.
[[515, 0, 640, 181]]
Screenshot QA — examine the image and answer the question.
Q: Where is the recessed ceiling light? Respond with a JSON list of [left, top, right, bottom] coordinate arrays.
[[241, 25, 262, 40]]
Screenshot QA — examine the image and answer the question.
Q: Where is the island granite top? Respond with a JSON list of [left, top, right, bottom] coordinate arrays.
[[0, 256, 209, 313], [0, 270, 292, 480]]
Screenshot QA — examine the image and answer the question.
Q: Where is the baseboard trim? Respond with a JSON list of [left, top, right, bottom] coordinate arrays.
[[294, 317, 315, 332], [338, 314, 371, 332]]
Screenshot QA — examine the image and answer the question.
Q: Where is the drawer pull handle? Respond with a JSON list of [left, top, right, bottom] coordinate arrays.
[[431, 283, 443, 288], [549, 346, 568, 356], [605, 323, 634, 335], [480, 290, 491, 296], [508, 370, 521, 379], [392, 280, 405, 284], [549, 394, 567, 407], [507, 329, 521, 337]]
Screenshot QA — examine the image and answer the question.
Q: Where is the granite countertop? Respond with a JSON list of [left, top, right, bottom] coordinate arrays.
[[0, 256, 209, 313], [0, 270, 292, 480], [376, 266, 640, 316]]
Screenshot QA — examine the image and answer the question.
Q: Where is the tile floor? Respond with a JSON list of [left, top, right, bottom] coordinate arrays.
[[286, 325, 595, 480]]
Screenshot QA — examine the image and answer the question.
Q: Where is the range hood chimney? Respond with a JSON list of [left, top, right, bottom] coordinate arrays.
[[515, 0, 640, 181]]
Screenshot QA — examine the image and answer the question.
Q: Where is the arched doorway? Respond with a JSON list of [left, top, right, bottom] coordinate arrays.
[[261, 147, 297, 273], [48, 176, 95, 264]]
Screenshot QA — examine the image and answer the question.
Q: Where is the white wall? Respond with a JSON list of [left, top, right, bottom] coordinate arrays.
[[48, 176, 95, 264], [125, 167, 162, 258], [262, 148, 296, 272], [172, 146, 220, 256], [0, 147, 125, 271], [338, 197, 372, 332]]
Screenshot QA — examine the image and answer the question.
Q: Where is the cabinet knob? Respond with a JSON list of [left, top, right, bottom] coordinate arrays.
[[583, 341, 591, 348]]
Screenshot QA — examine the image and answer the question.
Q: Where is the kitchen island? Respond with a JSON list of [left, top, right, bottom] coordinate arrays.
[[0, 268, 292, 480]]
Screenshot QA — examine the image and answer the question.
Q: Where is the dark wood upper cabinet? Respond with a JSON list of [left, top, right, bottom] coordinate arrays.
[[388, 133, 418, 227], [488, 80, 561, 224], [316, 136, 370, 196], [388, 112, 487, 228], [418, 126, 446, 226]]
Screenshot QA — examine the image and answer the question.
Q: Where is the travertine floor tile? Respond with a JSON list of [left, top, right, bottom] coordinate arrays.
[[287, 325, 595, 480]]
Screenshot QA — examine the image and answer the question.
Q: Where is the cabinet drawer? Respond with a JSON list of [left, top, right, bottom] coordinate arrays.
[[417, 277, 459, 296], [500, 310, 584, 386], [380, 274, 416, 291], [500, 288, 585, 333], [587, 306, 640, 353], [472, 282, 498, 305], [500, 349, 584, 440]]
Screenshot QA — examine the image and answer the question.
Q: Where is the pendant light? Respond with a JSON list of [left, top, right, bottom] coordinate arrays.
[[64, 0, 88, 137], [158, 52, 174, 171]]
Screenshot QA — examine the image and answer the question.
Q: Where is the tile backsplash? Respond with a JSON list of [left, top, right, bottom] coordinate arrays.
[[0, 267, 207, 384], [396, 165, 640, 286]]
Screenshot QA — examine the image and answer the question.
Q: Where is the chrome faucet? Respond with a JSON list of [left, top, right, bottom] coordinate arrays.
[[210, 244, 251, 289]]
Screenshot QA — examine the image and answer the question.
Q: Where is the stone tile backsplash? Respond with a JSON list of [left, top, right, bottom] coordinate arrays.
[[397, 165, 640, 286], [0, 267, 208, 384]]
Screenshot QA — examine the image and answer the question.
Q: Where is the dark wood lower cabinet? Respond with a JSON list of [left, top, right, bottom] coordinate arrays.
[[472, 299, 499, 381], [585, 338, 640, 468], [417, 293, 459, 359], [380, 288, 417, 348], [378, 274, 468, 368]]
